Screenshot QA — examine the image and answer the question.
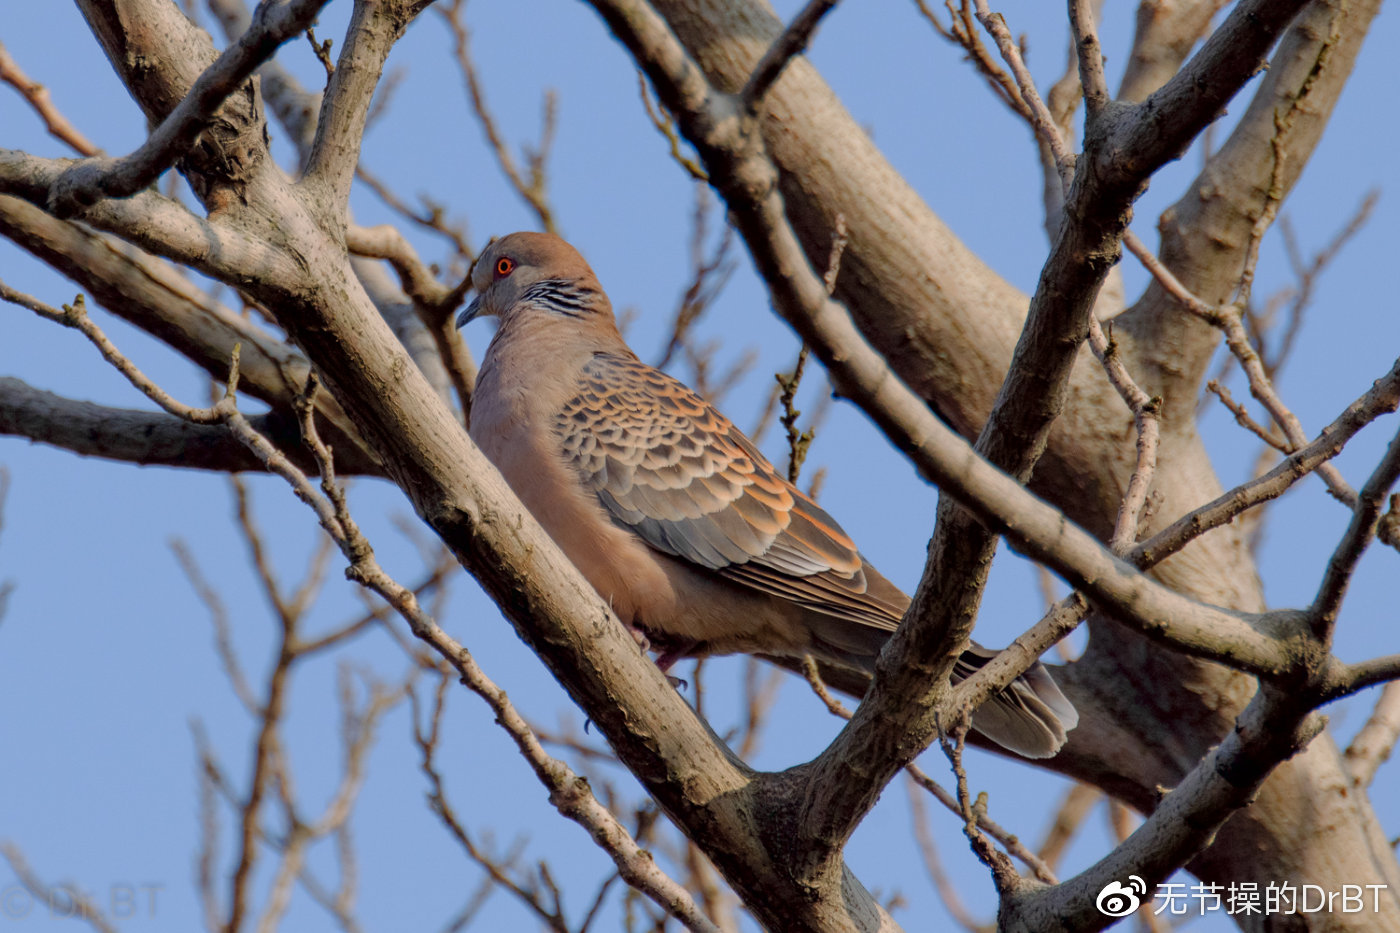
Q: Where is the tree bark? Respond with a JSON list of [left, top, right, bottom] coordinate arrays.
[[636, 0, 1400, 926]]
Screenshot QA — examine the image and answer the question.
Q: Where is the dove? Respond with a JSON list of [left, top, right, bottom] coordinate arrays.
[[458, 231, 1076, 758]]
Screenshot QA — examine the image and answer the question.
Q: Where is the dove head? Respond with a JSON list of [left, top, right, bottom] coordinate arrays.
[[457, 232, 612, 330]]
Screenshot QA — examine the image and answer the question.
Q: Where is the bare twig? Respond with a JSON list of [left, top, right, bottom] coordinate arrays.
[[0, 286, 227, 424], [741, 0, 841, 109], [913, 1, 1026, 119], [777, 346, 814, 484], [0, 42, 101, 156], [939, 727, 1018, 894], [1088, 318, 1161, 553], [775, 219, 844, 483], [1206, 379, 1287, 451], [907, 776, 991, 932], [1344, 683, 1400, 789], [656, 189, 736, 369], [354, 163, 476, 264], [0, 466, 12, 625], [1135, 359, 1400, 570], [1036, 782, 1101, 872], [1310, 424, 1400, 642], [438, 0, 557, 232], [172, 537, 259, 713], [0, 842, 121, 933], [733, 657, 784, 762], [800, 657, 1058, 883], [410, 674, 570, 933], [799, 655, 851, 719], [1125, 231, 1358, 508], [637, 72, 708, 182], [306, 26, 335, 78], [971, 1, 1074, 189]]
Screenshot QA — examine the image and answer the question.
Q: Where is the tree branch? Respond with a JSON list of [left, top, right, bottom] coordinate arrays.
[[47, 0, 332, 216], [1344, 682, 1400, 789], [1310, 423, 1400, 642], [1133, 357, 1400, 570], [0, 151, 289, 285], [304, 0, 424, 213], [0, 41, 102, 156], [1004, 689, 1326, 932], [0, 192, 375, 464], [0, 377, 382, 475], [740, 0, 840, 110]]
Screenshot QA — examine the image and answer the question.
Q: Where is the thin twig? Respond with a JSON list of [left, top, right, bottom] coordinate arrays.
[[1344, 683, 1400, 789], [1134, 358, 1400, 570], [0, 467, 11, 625], [971, 1, 1074, 189], [656, 189, 736, 369], [438, 0, 557, 232], [0, 41, 101, 156], [0, 843, 121, 933], [354, 162, 476, 264], [740, 0, 841, 109], [906, 776, 991, 932], [1035, 782, 1101, 872], [171, 537, 259, 713], [939, 727, 1018, 894], [800, 657, 1057, 882], [913, 1, 1026, 119], [1310, 424, 1400, 642], [637, 72, 708, 182], [1087, 318, 1161, 553]]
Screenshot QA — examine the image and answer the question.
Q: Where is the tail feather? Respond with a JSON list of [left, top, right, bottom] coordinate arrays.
[[791, 560, 1077, 758], [797, 631, 1078, 759], [953, 645, 1077, 759]]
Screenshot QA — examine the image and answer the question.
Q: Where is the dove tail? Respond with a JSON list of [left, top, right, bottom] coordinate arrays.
[[820, 641, 1078, 759]]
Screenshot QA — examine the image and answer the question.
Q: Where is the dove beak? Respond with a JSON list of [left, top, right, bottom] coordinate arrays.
[[456, 295, 483, 329]]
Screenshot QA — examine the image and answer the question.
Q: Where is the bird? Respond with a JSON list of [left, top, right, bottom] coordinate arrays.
[[457, 231, 1077, 758]]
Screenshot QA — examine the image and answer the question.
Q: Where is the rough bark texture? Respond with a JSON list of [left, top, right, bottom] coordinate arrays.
[[640, 0, 1400, 927]]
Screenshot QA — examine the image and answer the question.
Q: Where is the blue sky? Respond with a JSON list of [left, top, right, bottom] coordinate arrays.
[[2, 1, 1398, 931]]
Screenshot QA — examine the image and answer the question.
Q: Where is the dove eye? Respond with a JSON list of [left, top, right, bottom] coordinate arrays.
[[495, 257, 515, 278]]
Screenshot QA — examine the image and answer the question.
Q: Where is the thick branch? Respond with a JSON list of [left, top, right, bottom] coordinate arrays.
[[1111, 0, 1310, 181], [1004, 690, 1325, 932], [0, 378, 378, 475], [49, 0, 331, 216], [0, 192, 376, 467], [0, 151, 291, 284], [304, 0, 420, 214]]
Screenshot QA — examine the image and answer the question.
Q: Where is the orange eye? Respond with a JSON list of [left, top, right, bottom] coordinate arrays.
[[495, 257, 515, 277]]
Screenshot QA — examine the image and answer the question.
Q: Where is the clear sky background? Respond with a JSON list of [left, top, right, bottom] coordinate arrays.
[[2, 1, 1398, 931]]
